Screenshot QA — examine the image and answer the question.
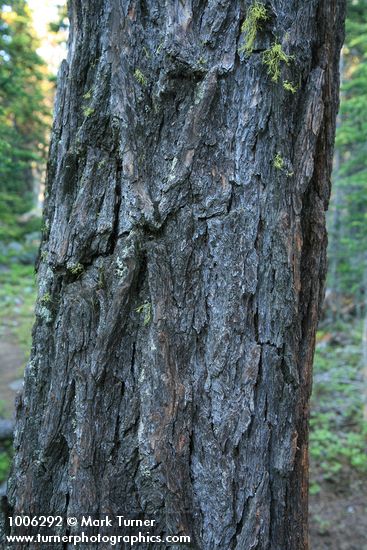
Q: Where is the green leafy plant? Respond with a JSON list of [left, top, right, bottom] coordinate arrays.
[[310, 323, 367, 485], [262, 42, 293, 82], [239, 1, 268, 55], [0, 3, 50, 225], [0, 447, 12, 483], [0, 261, 36, 358]]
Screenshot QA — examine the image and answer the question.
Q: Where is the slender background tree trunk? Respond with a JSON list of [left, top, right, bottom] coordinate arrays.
[[5, 1, 345, 548]]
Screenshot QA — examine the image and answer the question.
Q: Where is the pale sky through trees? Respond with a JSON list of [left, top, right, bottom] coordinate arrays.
[[27, 0, 66, 72]]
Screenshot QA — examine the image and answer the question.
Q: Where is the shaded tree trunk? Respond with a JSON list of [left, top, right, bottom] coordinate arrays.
[[5, 1, 344, 548]]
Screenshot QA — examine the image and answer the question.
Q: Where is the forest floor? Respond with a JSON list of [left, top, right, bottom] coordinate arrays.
[[0, 260, 34, 420], [309, 321, 367, 549], [0, 327, 24, 418], [309, 472, 367, 549]]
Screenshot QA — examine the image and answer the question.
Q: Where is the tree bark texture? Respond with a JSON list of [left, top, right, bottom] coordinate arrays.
[[7, 1, 345, 548]]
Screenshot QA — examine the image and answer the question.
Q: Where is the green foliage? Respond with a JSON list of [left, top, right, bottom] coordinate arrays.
[[238, 1, 268, 55], [0, 443, 12, 483], [327, 0, 367, 298], [0, 195, 42, 242], [48, 3, 68, 35], [0, 1, 49, 216], [136, 301, 152, 326], [262, 43, 293, 82], [0, 260, 36, 357], [310, 322, 367, 485]]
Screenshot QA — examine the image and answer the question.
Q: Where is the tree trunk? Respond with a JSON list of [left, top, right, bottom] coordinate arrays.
[[5, 1, 345, 548]]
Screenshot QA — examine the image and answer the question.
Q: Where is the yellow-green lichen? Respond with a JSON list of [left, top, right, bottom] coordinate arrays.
[[68, 262, 84, 276], [143, 46, 151, 59], [156, 42, 164, 55], [134, 68, 148, 87], [239, 2, 268, 55], [262, 42, 293, 83], [97, 159, 107, 169], [283, 80, 298, 93], [136, 301, 152, 326], [83, 106, 95, 117], [40, 292, 52, 306], [83, 88, 93, 100], [273, 152, 284, 170]]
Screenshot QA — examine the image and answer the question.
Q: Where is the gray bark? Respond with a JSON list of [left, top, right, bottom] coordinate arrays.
[[5, 1, 345, 548]]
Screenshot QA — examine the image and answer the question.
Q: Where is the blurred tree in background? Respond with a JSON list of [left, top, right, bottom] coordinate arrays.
[[328, 0, 367, 313], [0, 0, 49, 238]]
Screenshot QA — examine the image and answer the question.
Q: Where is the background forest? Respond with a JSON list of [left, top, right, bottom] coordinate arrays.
[[0, 1, 365, 548]]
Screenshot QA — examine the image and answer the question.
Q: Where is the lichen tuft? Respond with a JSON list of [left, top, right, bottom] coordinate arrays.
[[238, 2, 268, 56], [136, 301, 152, 326], [134, 68, 148, 87], [273, 152, 284, 170], [262, 43, 293, 83], [283, 80, 298, 93]]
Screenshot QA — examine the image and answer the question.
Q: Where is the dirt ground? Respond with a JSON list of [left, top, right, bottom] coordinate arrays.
[[309, 471, 367, 549]]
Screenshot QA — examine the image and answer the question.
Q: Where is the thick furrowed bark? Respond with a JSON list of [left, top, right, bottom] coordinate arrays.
[[5, 1, 344, 549]]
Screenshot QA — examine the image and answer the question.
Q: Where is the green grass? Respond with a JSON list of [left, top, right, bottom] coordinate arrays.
[[0, 397, 12, 482], [0, 218, 39, 483], [310, 321, 367, 492], [0, 259, 37, 361], [0, 442, 12, 483]]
